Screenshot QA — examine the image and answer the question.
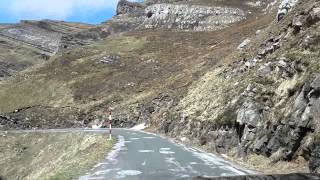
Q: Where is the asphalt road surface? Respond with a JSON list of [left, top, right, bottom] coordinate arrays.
[[79, 128, 251, 180]]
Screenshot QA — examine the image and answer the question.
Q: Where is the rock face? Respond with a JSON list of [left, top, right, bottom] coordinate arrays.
[[141, 4, 245, 31], [113, 0, 246, 31], [0, 20, 93, 54], [0, 23, 61, 53], [238, 38, 251, 50]]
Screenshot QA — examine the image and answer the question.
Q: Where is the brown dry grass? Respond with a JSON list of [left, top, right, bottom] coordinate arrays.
[[0, 11, 273, 116], [0, 132, 115, 180]]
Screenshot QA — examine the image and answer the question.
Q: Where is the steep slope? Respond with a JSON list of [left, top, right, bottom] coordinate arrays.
[[150, 0, 320, 174], [0, 20, 94, 78]]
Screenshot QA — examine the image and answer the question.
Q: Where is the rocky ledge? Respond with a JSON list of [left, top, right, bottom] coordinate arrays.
[[141, 4, 245, 31], [116, 0, 246, 31]]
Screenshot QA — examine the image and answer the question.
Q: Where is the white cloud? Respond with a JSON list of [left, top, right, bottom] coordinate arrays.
[[6, 0, 119, 20]]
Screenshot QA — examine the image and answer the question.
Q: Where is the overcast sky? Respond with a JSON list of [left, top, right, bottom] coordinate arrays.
[[0, 0, 121, 24]]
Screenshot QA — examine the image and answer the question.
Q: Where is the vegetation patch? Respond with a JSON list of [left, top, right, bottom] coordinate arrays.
[[0, 132, 115, 180]]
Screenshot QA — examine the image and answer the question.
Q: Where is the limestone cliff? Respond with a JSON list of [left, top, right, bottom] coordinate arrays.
[[141, 4, 245, 31]]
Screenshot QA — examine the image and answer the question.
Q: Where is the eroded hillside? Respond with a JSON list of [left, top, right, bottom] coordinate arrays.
[[0, 20, 95, 78]]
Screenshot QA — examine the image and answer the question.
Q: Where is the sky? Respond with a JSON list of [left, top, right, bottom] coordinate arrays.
[[0, 0, 123, 24]]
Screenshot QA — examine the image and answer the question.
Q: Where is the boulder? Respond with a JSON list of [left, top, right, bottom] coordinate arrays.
[[99, 54, 120, 64], [292, 15, 304, 34], [237, 38, 251, 50], [277, 0, 299, 21], [257, 63, 272, 77]]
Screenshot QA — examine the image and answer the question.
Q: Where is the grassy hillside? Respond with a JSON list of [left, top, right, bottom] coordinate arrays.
[[0, 9, 272, 129]]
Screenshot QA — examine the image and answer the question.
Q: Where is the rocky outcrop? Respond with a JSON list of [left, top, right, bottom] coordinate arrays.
[[117, 0, 145, 16], [230, 2, 320, 170], [141, 4, 245, 31], [113, 0, 246, 31]]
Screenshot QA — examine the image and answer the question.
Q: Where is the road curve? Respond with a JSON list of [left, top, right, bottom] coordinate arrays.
[[4, 128, 252, 179], [78, 128, 252, 180]]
